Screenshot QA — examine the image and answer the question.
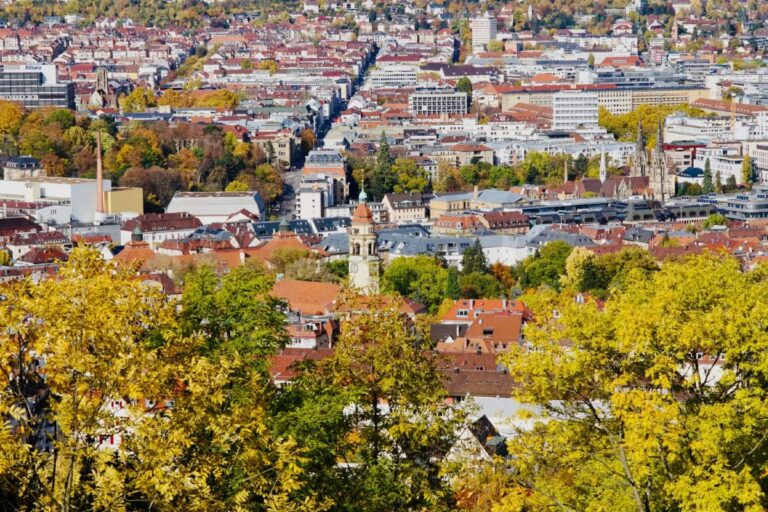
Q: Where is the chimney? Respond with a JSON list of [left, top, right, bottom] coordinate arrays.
[[96, 131, 105, 214], [473, 185, 479, 201]]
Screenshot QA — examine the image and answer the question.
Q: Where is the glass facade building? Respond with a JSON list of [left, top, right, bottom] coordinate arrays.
[[0, 64, 75, 109]]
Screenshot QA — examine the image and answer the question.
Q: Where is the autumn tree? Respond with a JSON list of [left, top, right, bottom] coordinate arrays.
[[119, 166, 182, 212], [121, 87, 157, 113], [392, 157, 429, 193], [299, 128, 316, 156], [742, 154, 753, 184], [496, 254, 768, 512], [272, 296, 464, 511]]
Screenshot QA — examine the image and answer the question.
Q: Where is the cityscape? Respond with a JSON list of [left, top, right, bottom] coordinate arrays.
[[1, 0, 768, 510]]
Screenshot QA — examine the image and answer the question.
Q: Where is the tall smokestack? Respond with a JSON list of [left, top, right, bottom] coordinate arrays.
[[96, 130, 104, 215]]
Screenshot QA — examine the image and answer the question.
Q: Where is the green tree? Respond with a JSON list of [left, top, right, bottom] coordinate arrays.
[[702, 158, 714, 194], [372, 133, 395, 200], [715, 169, 723, 193], [458, 271, 504, 299], [461, 239, 488, 274], [381, 255, 448, 313], [560, 246, 609, 293], [515, 241, 573, 291], [456, 76, 473, 108], [273, 296, 464, 511], [702, 213, 728, 229], [444, 267, 461, 300], [180, 263, 287, 362], [497, 255, 768, 512]]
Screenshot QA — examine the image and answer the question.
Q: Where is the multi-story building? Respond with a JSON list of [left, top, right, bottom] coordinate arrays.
[[2, 156, 43, 181], [746, 142, 768, 183], [552, 90, 599, 131], [369, 65, 418, 88], [408, 89, 468, 115], [694, 147, 745, 185], [470, 13, 497, 49], [500, 84, 707, 115], [0, 63, 75, 109], [297, 174, 336, 220], [716, 185, 768, 220]]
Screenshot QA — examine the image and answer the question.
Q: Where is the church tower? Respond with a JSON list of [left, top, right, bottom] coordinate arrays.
[[649, 120, 675, 201], [631, 120, 649, 178], [348, 187, 380, 294]]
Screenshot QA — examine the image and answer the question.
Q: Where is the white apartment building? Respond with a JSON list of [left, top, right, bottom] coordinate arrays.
[[297, 174, 336, 220], [408, 89, 468, 115], [369, 65, 418, 88], [470, 13, 497, 49], [552, 90, 599, 131], [694, 147, 745, 184], [664, 114, 732, 143]]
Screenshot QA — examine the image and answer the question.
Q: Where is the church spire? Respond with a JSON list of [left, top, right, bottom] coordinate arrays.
[[359, 175, 368, 204], [632, 120, 648, 178]]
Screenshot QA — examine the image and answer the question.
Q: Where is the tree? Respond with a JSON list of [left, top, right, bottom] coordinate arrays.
[[496, 255, 768, 512], [195, 89, 240, 110], [702, 213, 728, 229], [371, 133, 395, 200], [0, 249, 179, 510], [0, 100, 23, 139], [487, 40, 504, 52], [273, 296, 464, 511], [444, 267, 461, 300], [587, 52, 595, 67], [119, 166, 182, 212], [715, 169, 723, 193], [381, 255, 448, 314], [702, 158, 714, 194], [157, 89, 195, 108], [741, 154, 753, 184], [258, 59, 279, 75], [461, 239, 488, 274], [45, 109, 76, 130], [121, 86, 157, 112], [300, 129, 316, 156], [0, 248, 10, 265], [458, 271, 503, 299], [515, 241, 573, 291], [560, 246, 608, 293], [392, 157, 428, 193], [225, 179, 249, 192], [725, 174, 737, 192], [456, 76, 472, 108]]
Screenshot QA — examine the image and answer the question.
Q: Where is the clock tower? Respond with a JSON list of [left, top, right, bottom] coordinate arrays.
[[348, 189, 380, 294]]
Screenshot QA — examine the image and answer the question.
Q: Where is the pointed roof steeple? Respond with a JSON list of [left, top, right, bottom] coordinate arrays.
[[359, 175, 368, 204]]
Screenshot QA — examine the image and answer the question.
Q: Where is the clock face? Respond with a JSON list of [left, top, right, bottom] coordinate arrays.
[[350, 263, 358, 273]]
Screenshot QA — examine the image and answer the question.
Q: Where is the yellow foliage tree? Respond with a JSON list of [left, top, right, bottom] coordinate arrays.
[[120, 87, 157, 113], [492, 255, 768, 512]]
